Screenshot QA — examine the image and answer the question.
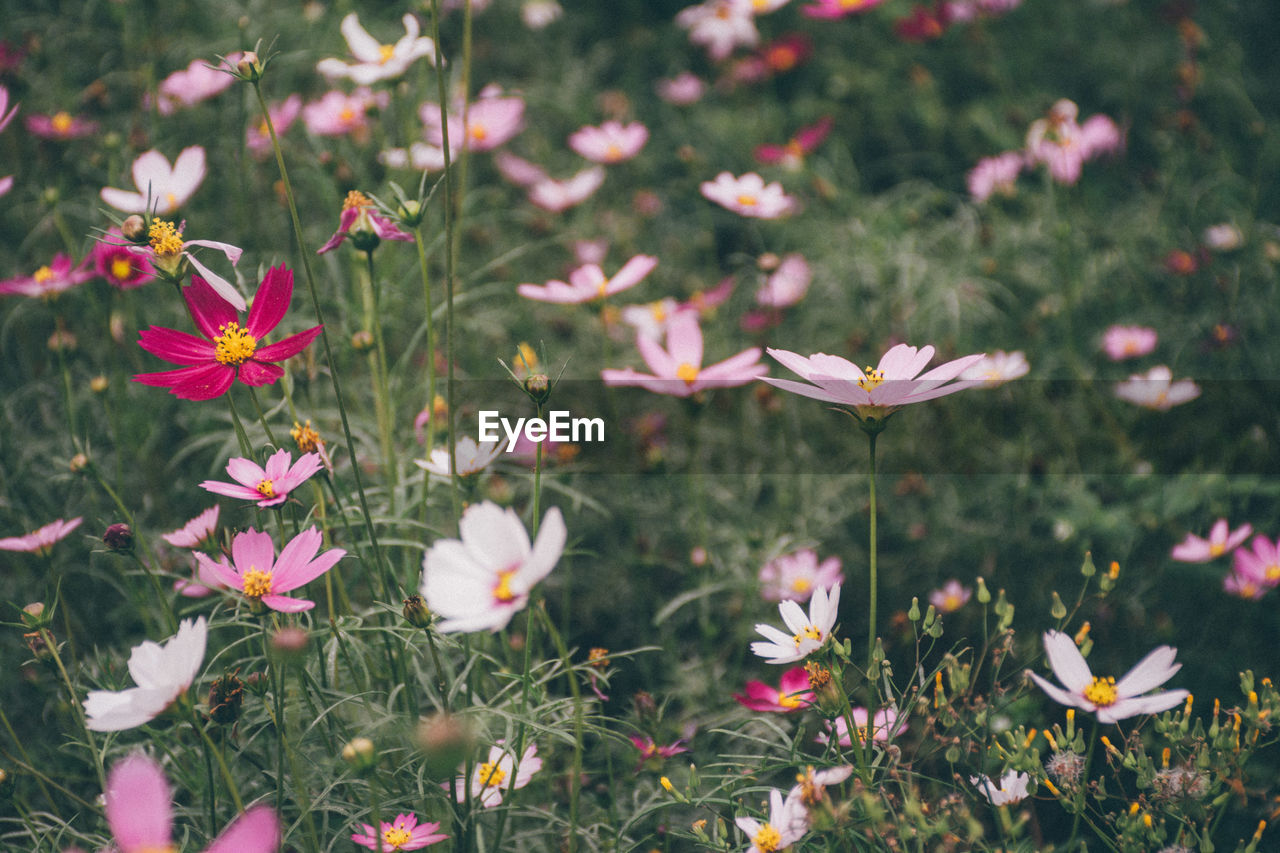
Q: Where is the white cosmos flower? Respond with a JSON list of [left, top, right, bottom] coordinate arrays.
[[415, 437, 503, 477], [84, 617, 207, 731], [99, 147, 206, 216], [1027, 631, 1189, 724], [316, 13, 436, 85], [735, 788, 808, 853], [751, 583, 840, 664], [453, 742, 542, 808], [971, 770, 1031, 805]]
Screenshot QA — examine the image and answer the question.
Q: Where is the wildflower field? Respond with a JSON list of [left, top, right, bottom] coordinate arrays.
[[3, 0, 1280, 850]]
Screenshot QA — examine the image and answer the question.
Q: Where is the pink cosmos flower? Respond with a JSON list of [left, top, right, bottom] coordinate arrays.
[[454, 742, 542, 808], [895, 5, 948, 41], [83, 618, 207, 731], [629, 735, 689, 771], [759, 549, 843, 602], [568, 120, 649, 164], [751, 583, 841, 664], [817, 706, 908, 746], [1102, 325, 1157, 361], [151, 56, 239, 116], [755, 253, 812, 308], [302, 88, 387, 139], [676, 0, 759, 62], [1025, 100, 1121, 185], [518, 255, 658, 304], [200, 448, 324, 509], [162, 506, 220, 549], [966, 152, 1024, 202], [1171, 519, 1252, 562], [928, 579, 972, 613], [959, 350, 1030, 387], [1027, 631, 1188, 724], [100, 146, 207, 216], [246, 94, 302, 158], [25, 110, 98, 140], [130, 217, 245, 309], [803, 0, 886, 18], [380, 142, 449, 172], [317, 13, 436, 85], [0, 517, 82, 554], [422, 89, 525, 153], [133, 266, 322, 400], [94, 228, 154, 290], [1229, 536, 1280, 589], [733, 667, 814, 712], [523, 1, 564, 29], [0, 253, 93, 298], [100, 753, 279, 853], [766, 343, 985, 425], [971, 771, 1031, 805], [656, 72, 705, 106], [195, 527, 344, 613], [317, 190, 414, 254], [352, 813, 447, 852], [494, 151, 550, 187], [682, 276, 735, 316], [735, 789, 808, 853], [701, 172, 796, 219], [1078, 113, 1124, 160], [0, 85, 17, 133], [602, 312, 767, 397], [421, 501, 567, 633], [527, 166, 606, 212], [1113, 365, 1200, 411], [755, 117, 833, 170]]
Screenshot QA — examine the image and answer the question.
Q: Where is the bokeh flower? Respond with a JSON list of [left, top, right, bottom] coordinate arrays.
[[677, 0, 759, 61], [1171, 519, 1252, 562], [195, 527, 344, 613], [84, 617, 207, 731], [959, 350, 1029, 387], [758, 549, 843, 602], [1102, 325, 1157, 361], [519, 255, 658, 304], [317, 13, 435, 85], [700, 171, 796, 219], [302, 88, 387, 139], [1027, 630, 1188, 723], [0, 517, 83, 554], [928, 580, 972, 613], [422, 87, 525, 153], [569, 120, 649, 164], [817, 706, 908, 746], [0, 253, 93, 299], [803, 0, 886, 18], [1113, 365, 1200, 411], [200, 448, 324, 508], [967, 152, 1024, 202], [733, 667, 814, 712], [25, 110, 98, 140], [246, 94, 302, 158], [751, 583, 840, 664], [415, 437, 503, 477], [151, 56, 239, 115], [629, 735, 688, 771], [161, 506, 219, 549], [754, 253, 811, 308], [602, 312, 767, 397], [94, 228, 154, 289], [527, 166, 606, 212], [971, 770, 1031, 805], [100, 147, 207, 216]]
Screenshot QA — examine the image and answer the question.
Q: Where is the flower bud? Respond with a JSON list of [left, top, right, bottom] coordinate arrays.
[[208, 670, 244, 725], [907, 596, 920, 623], [402, 594, 432, 628], [103, 523, 133, 552], [523, 373, 552, 405], [416, 714, 475, 777], [121, 214, 147, 242], [342, 737, 377, 773], [21, 602, 49, 629], [976, 576, 991, 604], [236, 51, 262, 81], [69, 453, 90, 473], [24, 631, 51, 661], [397, 199, 424, 227], [1080, 551, 1096, 578], [351, 330, 374, 350], [1050, 591, 1067, 620]]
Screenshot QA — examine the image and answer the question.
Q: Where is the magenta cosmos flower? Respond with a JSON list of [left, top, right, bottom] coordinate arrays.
[[100, 147, 207, 216], [518, 254, 657, 304], [629, 735, 689, 772], [102, 753, 278, 853], [317, 13, 436, 85], [201, 448, 324, 508], [25, 110, 98, 140], [754, 117, 833, 170], [195, 526, 344, 613], [0, 517, 82, 554], [733, 666, 814, 712], [352, 813, 447, 852], [1171, 519, 1252, 562], [766, 343, 985, 426], [759, 548, 843, 602], [568, 120, 649, 164], [701, 171, 796, 219], [318, 190, 414, 254], [602, 312, 767, 397], [94, 228, 154, 290], [1028, 631, 1188, 724], [803, 0, 886, 18], [134, 265, 322, 400], [0, 253, 93, 298]]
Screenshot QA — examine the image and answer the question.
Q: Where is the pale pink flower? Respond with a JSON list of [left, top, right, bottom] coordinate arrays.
[[759, 549, 843, 602], [454, 742, 542, 808], [733, 666, 814, 712], [379, 143, 449, 172], [518, 255, 658, 304], [1229, 536, 1280, 590], [0, 85, 18, 133], [568, 120, 649, 164], [246, 94, 302, 157], [0, 176, 11, 197], [83, 618, 207, 731], [1203, 223, 1243, 251], [99, 147, 206, 215], [302, 88, 387, 138], [751, 583, 840, 664], [161, 506, 220, 548], [786, 765, 854, 819], [352, 812, 447, 852], [656, 72, 705, 106], [677, 0, 759, 62], [1171, 519, 1252, 562], [928, 579, 972, 613], [0, 517, 82, 554], [1223, 568, 1270, 601], [1027, 630, 1188, 723], [602, 312, 767, 397], [1078, 114, 1124, 159], [701, 171, 796, 219], [200, 448, 324, 508], [817, 706, 908, 746], [966, 151, 1024, 202], [493, 151, 549, 187], [522, 1, 564, 29], [755, 253, 811, 308], [317, 13, 436, 85], [0, 254, 93, 298], [803, 0, 886, 19], [527, 166, 606, 212], [574, 239, 609, 266], [151, 55, 240, 116], [1025, 99, 1120, 185], [682, 276, 735, 316], [971, 770, 1031, 805], [1101, 325, 1157, 361], [960, 350, 1029, 387], [735, 788, 808, 853], [422, 90, 525, 153], [195, 527, 345, 613], [1114, 365, 1200, 411], [621, 298, 689, 342], [415, 437, 503, 477]]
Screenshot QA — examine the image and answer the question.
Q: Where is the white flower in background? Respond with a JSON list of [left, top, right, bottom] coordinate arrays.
[[416, 437, 503, 477], [100, 147, 206, 216], [1114, 365, 1200, 411], [960, 350, 1030, 387], [316, 13, 436, 85]]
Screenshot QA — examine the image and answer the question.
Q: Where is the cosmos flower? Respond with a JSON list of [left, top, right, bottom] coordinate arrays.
[[1025, 99, 1122, 185], [629, 736, 689, 772], [967, 152, 1024, 202], [522, 0, 564, 29], [25, 110, 99, 140], [735, 789, 808, 853], [493, 151, 549, 187], [100, 752, 279, 852], [151, 56, 239, 115], [817, 706, 908, 746], [454, 742, 542, 808], [317, 13, 436, 85], [1027, 630, 1189, 724], [351, 813, 447, 852], [959, 350, 1030, 387], [655, 72, 705, 106], [100, 147, 207, 216], [1101, 325, 1157, 361], [93, 228, 154, 290], [732, 667, 814, 712], [83, 618, 207, 731], [602, 312, 767, 397], [758, 549, 843, 602], [1228, 536, 1280, 590], [421, 501, 566, 633], [620, 298, 688, 342], [422, 88, 525, 153], [0, 176, 11, 197], [246, 94, 302, 158], [700, 172, 796, 219], [0, 517, 83, 554], [200, 448, 324, 509], [568, 120, 649, 164], [1113, 365, 1200, 411], [751, 583, 841, 664], [133, 265, 322, 400], [317, 190, 414, 254], [0, 253, 93, 298], [928, 580, 972, 613], [527, 167, 606, 212], [380, 142, 449, 172], [195, 527, 344, 613], [786, 765, 854, 818], [130, 217, 245, 310], [754, 254, 812, 309], [518, 255, 658, 304], [755, 118, 832, 171], [1171, 519, 1252, 562], [971, 770, 1031, 805], [803, 0, 886, 18], [415, 437, 503, 477], [161, 506, 220, 549], [302, 88, 387, 139], [676, 0, 759, 62]]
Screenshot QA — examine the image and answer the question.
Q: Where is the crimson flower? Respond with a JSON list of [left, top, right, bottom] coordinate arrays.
[[318, 190, 414, 254], [629, 735, 689, 772], [733, 667, 814, 712], [133, 265, 322, 400]]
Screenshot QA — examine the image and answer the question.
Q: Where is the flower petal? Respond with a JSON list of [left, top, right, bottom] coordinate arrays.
[[205, 805, 280, 853], [245, 265, 293, 339], [1114, 645, 1181, 698], [184, 276, 240, 341], [1042, 630, 1093, 693]]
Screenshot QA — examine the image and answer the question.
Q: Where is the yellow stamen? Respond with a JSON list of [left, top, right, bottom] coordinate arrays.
[[790, 577, 812, 594], [605, 143, 623, 161], [343, 190, 372, 211], [650, 303, 667, 323], [736, 194, 758, 207], [255, 479, 275, 499], [51, 112, 73, 134], [858, 366, 885, 391], [382, 826, 412, 848], [339, 107, 356, 124], [110, 257, 134, 281], [791, 625, 821, 647], [33, 266, 53, 283], [493, 569, 518, 603], [1084, 676, 1118, 707], [776, 690, 804, 709], [676, 363, 699, 385], [291, 420, 322, 453], [165, 191, 177, 210], [752, 824, 782, 853], [841, 0, 867, 7], [242, 567, 273, 598], [469, 123, 488, 142], [148, 219, 185, 257], [1209, 542, 1226, 557], [476, 760, 506, 788], [378, 44, 396, 64], [213, 322, 258, 366]]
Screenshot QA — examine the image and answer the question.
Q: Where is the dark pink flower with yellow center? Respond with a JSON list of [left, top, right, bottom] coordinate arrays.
[[200, 448, 324, 509], [754, 117, 832, 170], [733, 667, 814, 712], [351, 812, 447, 852], [25, 110, 99, 140], [94, 228, 154, 290], [0, 253, 93, 298], [133, 265, 322, 400], [317, 190, 414, 254], [629, 735, 689, 772], [194, 526, 344, 613]]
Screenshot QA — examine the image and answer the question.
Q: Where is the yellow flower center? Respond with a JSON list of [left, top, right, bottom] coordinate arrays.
[[110, 257, 134, 281], [1209, 542, 1225, 557], [148, 219, 185, 257], [242, 567, 273, 598], [470, 123, 488, 142], [597, 279, 610, 299], [605, 143, 623, 161], [650, 303, 667, 323], [378, 44, 396, 65], [841, 0, 867, 7], [255, 479, 275, 499], [33, 266, 53, 283], [1266, 564, 1280, 582], [135, 846, 178, 853], [1084, 676, 1118, 707], [258, 119, 270, 137], [343, 190, 372, 210], [214, 322, 258, 366], [736, 193, 758, 207], [493, 569, 518, 603], [792, 625, 821, 647], [339, 107, 356, 124], [477, 760, 506, 787], [942, 594, 962, 612], [753, 824, 782, 852], [790, 577, 812, 594], [382, 826, 412, 848], [777, 690, 804, 709], [753, 0, 769, 7], [51, 112, 73, 134], [858, 367, 885, 391], [795, 767, 823, 805], [676, 363, 699, 385]]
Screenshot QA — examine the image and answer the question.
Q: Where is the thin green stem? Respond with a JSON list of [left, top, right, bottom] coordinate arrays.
[[227, 393, 254, 458], [38, 627, 105, 792], [246, 385, 279, 448], [0, 706, 62, 813], [538, 604, 582, 853], [190, 704, 245, 812], [365, 250, 397, 508], [867, 430, 878, 670], [415, 224, 437, 522]]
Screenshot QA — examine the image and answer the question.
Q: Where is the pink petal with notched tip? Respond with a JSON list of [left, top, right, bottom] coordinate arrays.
[[236, 360, 285, 386], [245, 265, 293, 338]]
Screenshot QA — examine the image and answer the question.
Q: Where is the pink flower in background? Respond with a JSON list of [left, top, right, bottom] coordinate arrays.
[[100, 147, 207, 215], [0, 517, 82, 554], [302, 88, 387, 138], [602, 312, 767, 397], [755, 254, 811, 308], [1230, 536, 1280, 589], [1027, 631, 1188, 723], [0, 176, 11, 197], [817, 706, 908, 746], [195, 527, 344, 613], [569, 120, 649, 164], [1025, 99, 1120, 185], [682, 276, 735, 317], [629, 735, 689, 771], [316, 13, 436, 85], [25, 110, 98, 140], [1078, 113, 1124, 159], [83, 618, 207, 731], [246, 94, 302, 157], [0, 85, 17, 132], [134, 266, 322, 400], [380, 142, 449, 172], [895, 5, 947, 41], [928, 580, 971, 613], [759, 549, 843, 602], [960, 350, 1029, 387], [751, 583, 840, 664], [621, 298, 688, 342], [527, 166, 606, 212], [656, 72, 705, 105], [803, 0, 886, 20], [701, 172, 796, 218], [754, 117, 832, 170], [1171, 519, 1252, 562], [494, 151, 549, 187], [677, 0, 759, 62], [454, 742, 542, 808], [1223, 568, 1270, 601], [200, 448, 324, 508], [317, 190, 414, 254], [733, 667, 814, 712], [352, 813, 447, 852], [0, 253, 93, 298], [1102, 325, 1157, 361], [152, 55, 239, 115], [518, 255, 658, 304], [967, 152, 1024, 202], [94, 228, 154, 289], [422, 89, 525, 153], [1113, 365, 1200, 411], [786, 765, 853, 817], [162, 506, 220, 549]]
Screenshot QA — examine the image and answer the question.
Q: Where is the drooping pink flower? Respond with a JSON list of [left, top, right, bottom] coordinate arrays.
[[803, 0, 886, 20], [453, 742, 542, 808], [527, 166, 606, 212], [316, 13, 436, 85], [518, 255, 658, 304], [754, 117, 832, 170], [602, 312, 767, 397], [422, 89, 525, 153], [928, 580, 972, 613], [0, 517, 82, 554], [351, 812, 447, 852], [132, 218, 245, 310], [817, 706, 908, 746], [151, 55, 240, 116], [656, 72, 705, 106], [493, 151, 549, 187], [966, 152, 1024, 202], [1170, 519, 1252, 562], [733, 666, 814, 712], [755, 254, 811, 308], [133, 265, 322, 400], [317, 190, 414, 254], [701, 172, 796, 219], [302, 88, 387, 139], [629, 735, 689, 771], [246, 94, 302, 158], [568, 120, 649, 164], [100, 147, 206, 215], [676, 0, 759, 62], [1027, 631, 1188, 723], [759, 549, 843, 602], [1101, 325, 1157, 361], [94, 228, 154, 290], [25, 110, 99, 140], [195, 526, 344, 613], [200, 448, 324, 509], [162, 506, 220, 549], [0, 253, 93, 299], [1113, 365, 1200, 411]]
